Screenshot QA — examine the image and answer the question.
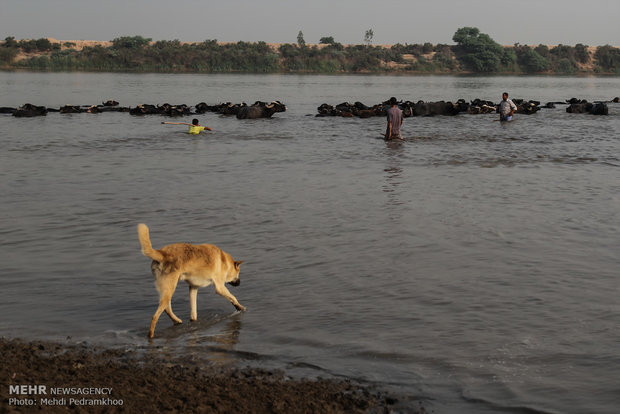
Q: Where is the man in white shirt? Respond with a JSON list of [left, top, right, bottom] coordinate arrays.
[[499, 92, 517, 121]]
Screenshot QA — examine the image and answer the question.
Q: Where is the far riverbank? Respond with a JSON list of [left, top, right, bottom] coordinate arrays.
[[1, 31, 618, 75]]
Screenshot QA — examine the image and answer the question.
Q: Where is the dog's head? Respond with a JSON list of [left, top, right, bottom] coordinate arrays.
[[227, 260, 244, 286]]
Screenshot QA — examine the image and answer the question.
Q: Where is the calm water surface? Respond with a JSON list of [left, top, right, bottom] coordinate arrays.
[[1, 72, 619, 413]]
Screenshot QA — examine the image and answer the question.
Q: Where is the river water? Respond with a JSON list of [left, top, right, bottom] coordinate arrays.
[[1, 72, 619, 413]]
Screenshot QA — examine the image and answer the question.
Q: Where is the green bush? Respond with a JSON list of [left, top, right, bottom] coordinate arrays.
[[3, 36, 18, 48], [433, 46, 457, 70], [595, 45, 620, 73], [111, 36, 151, 49], [17, 38, 53, 53], [0, 47, 18, 64], [518, 48, 550, 72], [556, 58, 578, 74], [550, 44, 575, 63], [575, 43, 590, 63], [500, 48, 518, 72], [534, 44, 550, 58], [452, 27, 504, 72]]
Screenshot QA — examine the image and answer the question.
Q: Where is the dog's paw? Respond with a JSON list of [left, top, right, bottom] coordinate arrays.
[[235, 304, 246, 312]]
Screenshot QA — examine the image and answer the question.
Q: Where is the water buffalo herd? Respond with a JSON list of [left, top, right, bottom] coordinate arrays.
[[1, 100, 287, 119], [1, 97, 617, 119], [316, 97, 615, 118]]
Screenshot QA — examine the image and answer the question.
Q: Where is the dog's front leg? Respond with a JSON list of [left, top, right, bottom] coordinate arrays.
[[165, 301, 183, 325], [214, 282, 246, 311], [189, 286, 198, 321]]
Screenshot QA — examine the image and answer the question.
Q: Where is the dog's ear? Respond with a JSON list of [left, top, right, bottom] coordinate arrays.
[[234, 260, 244, 270]]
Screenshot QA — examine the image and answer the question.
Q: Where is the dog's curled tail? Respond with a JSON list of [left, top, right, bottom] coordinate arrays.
[[137, 223, 165, 262]]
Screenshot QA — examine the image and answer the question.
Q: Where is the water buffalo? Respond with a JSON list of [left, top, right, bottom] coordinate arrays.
[[220, 103, 246, 116], [468, 99, 496, 114], [316, 101, 380, 117], [591, 102, 609, 115], [567, 98, 588, 105], [335, 102, 355, 115], [512, 99, 541, 115], [316, 103, 337, 117], [413, 100, 464, 116], [129, 103, 190, 116], [58, 101, 125, 114], [13, 103, 47, 117], [356, 105, 384, 118], [159, 103, 191, 117], [400, 101, 415, 118], [413, 101, 432, 116], [95, 104, 130, 113], [454, 99, 470, 113], [130, 104, 158, 115], [567, 102, 608, 115], [195, 102, 246, 116], [0, 107, 16, 114], [59, 105, 83, 114], [335, 101, 382, 117], [194, 102, 212, 114], [236, 101, 286, 119], [361, 102, 387, 117], [347, 101, 385, 117]]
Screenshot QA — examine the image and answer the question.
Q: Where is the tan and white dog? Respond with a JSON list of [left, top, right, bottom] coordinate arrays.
[[137, 223, 245, 338]]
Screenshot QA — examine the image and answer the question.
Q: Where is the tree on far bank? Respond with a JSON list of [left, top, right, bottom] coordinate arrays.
[[574, 44, 590, 64], [514, 45, 550, 73], [297, 31, 306, 48], [111, 36, 151, 49], [3, 36, 18, 48], [0, 46, 18, 64], [452, 27, 504, 72], [595, 45, 620, 73], [364, 29, 374, 46]]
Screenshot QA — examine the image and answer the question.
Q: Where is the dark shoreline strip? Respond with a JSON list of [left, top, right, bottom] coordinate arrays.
[[1, 338, 409, 413]]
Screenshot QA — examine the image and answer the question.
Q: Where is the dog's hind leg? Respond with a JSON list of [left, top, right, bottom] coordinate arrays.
[[189, 286, 198, 321], [149, 272, 181, 338], [149, 301, 167, 339]]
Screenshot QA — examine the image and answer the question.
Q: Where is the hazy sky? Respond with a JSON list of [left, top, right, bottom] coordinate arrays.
[[1, 0, 618, 46]]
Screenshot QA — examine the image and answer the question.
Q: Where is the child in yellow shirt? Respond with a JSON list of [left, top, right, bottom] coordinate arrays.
[[162, 118, 212, 134]]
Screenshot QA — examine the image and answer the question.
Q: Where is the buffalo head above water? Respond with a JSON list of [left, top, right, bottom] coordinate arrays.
[[236, 101, 286, 119]]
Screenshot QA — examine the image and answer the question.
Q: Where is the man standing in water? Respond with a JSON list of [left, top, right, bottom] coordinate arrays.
[[499, 92, 517, 122], [385, 97, 404, 140]]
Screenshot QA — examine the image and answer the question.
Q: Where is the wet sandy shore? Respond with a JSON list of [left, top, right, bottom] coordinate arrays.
[[1, 338, 418, 413]]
